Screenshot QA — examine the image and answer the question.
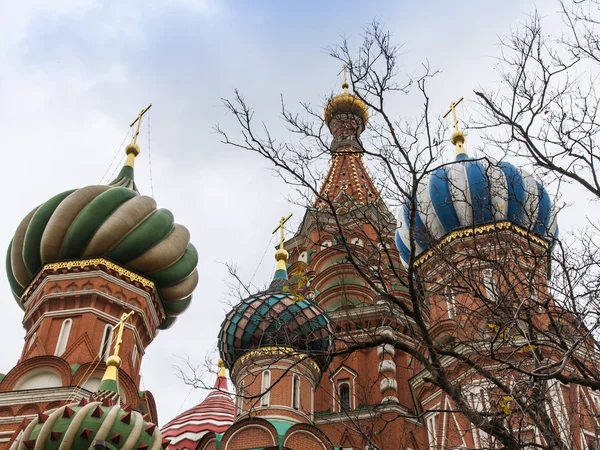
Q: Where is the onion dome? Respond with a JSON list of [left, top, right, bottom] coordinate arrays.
[[324, 78, 369, 131], [395, 121, 558, 267], [218, 245, 334, 371], [6, 140, 198, 329], [13, 347, 167, 450], [161, 360, 234, 449]]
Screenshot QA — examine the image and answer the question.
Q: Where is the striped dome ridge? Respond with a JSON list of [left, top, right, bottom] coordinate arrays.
[[218, 272, 334, 371], [13, 397, 165, 450], [395, 153, 558, 267], [6, 183, 198, 329], [161, 373, 234, 449]]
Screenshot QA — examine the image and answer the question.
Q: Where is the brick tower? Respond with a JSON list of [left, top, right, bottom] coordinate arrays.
[[0, 107, 199, 449]]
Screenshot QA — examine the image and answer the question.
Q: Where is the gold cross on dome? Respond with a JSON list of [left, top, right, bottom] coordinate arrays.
[[338, 64, 348, 92], [272, 213, 293, 250], [112, 311, 134, 357], [443, 96, 464, 133], [129, 104, 152, 145]]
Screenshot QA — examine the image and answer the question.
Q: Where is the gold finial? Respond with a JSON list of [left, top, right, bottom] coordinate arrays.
[[272, 213, 293, 269], [443, 96, 467, 156], [100, 311, 134, 387], [218, 358, 226, 377], [124, 104, 152, 168], [338, 65, 349, 93]]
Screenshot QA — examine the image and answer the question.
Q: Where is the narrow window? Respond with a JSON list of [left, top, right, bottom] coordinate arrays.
[[445, 287, 456, 320], [55, 319, 72, 357], [237, 381, 245, 415], [261, 370, 271, 406], [339, 381, 351, 411], [483, 269, 498, 302], [100, 324, 114, 362], [132, 345, 138, 366], [292, 375, 300, 410], [426, 414, 438, 450], [27, 332, 36, 351]]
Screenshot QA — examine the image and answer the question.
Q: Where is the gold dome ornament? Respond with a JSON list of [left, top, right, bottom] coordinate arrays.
[[324, 67, 369, 129]]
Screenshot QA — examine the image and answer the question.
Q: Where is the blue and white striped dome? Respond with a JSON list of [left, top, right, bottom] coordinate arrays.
[[395, 153, 558, 267]]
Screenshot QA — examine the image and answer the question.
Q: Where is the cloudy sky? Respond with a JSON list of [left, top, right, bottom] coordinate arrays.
[[0, 0, 571, 423]]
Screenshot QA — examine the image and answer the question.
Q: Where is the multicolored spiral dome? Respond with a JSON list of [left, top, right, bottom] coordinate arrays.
[[218, 257, 334, 371], [395, 151, 558, 267], [6, 164, 198, 329]]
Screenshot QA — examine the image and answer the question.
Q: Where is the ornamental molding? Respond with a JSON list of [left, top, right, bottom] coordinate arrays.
[[23, 271, 161, 330], [231, 346, 321, 380], [21, 259, 164, 317], [0, 386, 90, 407], [414, 221, 550, 268], [314, 401, 417, 425]]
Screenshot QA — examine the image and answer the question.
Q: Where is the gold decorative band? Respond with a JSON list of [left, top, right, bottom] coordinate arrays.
[[22, 258, 155, 298], [414, 221, 550, 268], [233, 346, 321, 374]]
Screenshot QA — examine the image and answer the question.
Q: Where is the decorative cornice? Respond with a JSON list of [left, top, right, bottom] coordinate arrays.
[[22, 258, 157, 299], [22, 268, 164, 327], [414, 221, 550, 268], [232, 346, 321, 378], [0, 386, 90, 407]]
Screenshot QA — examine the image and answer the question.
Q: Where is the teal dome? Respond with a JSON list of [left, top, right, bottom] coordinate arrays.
[[218, 266, 334, 371], [6, 163, 198, 329]]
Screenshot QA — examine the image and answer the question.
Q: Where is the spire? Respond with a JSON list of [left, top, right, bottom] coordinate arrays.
[[443, 96, 467, 160], [271, 213, 292, 280], [217, 358, 227, 378], [98, 311, 134, 393], [109, 104, 152, 192]]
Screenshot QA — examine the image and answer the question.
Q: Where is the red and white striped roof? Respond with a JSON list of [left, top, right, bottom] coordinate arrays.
[[161, 372, 234, 449]]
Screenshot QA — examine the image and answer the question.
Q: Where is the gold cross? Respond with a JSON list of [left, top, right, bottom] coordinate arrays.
[[443, 96, 464, 133], [338, 64, 348, 92], [112, 311, 134, 357], [129, 104, 152, 145], [272, 213, 293, 250]]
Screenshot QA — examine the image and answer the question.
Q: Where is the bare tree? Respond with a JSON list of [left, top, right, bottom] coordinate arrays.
[[185, 8, 600, 449]]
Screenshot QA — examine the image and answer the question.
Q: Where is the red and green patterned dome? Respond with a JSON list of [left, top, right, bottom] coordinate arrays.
[[14, 351, 168, 450], [6, 143, 198, 329], [218, 248, 334, 371]]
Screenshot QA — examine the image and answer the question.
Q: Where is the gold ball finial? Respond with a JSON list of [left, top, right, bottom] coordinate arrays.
[[106, 355, 122, 369], [217, 358, 226, 377], [275, 248, 289, 262], [125, 143, 141, 157], [450, 130, 466, 145]]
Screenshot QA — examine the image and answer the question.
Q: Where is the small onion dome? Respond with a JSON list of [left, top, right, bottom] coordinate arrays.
[[218, 248, 334, 371], [14, 355, 167, 450], [395, 151, 558, 267], [323, 81, 369, 131], [7, 179, 197, 330], [161, 360, 234, 449]]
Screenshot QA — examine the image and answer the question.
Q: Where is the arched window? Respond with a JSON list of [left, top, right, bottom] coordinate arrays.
[[292, 375, 300, 410], [99, 324, 114, 362], [321, 240, 333, 250], [483, 268, 498, 302], [27, 332, 36, 351], [131, 345, 138, 366], [445, 286, 456, 320], [237, 381, 245, 415], [338, 381, 351, 411], [54, 319, 72, 356], [350, 237, 364, 247], [261, 370, 271, 406]]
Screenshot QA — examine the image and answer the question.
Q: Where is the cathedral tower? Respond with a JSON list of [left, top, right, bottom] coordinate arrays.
[[0, 107, 198, 447]]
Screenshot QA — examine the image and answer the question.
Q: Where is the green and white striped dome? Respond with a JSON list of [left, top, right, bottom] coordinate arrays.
[[6, 155, 198, 329]]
